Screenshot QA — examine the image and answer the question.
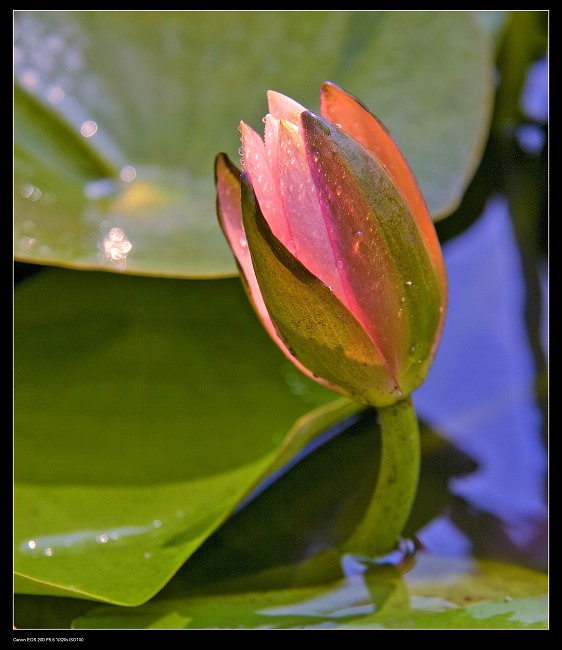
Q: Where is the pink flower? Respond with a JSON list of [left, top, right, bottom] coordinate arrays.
[[215, 81, 447, 406]]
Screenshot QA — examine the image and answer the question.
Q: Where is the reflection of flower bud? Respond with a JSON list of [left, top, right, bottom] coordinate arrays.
[[215, 81, 447, 406]]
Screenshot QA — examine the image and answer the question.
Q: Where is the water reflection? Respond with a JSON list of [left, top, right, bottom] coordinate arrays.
[[520, 56, 548, 122], [516, 55, 548, 156], [258, 568, 375, 619], [414, 196, 547, 569], [516, 124, 546, 154]]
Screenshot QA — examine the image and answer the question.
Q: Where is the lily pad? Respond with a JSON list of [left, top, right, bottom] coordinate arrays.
[[13, 10, 495, 277], [14, 267, 364, 605], [69, 554, 547, 629]]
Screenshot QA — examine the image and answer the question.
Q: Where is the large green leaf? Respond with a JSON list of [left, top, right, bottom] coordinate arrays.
[[15, 414, 547, 629], [13, 10, 495, 277], [14, 267, 365, 605]]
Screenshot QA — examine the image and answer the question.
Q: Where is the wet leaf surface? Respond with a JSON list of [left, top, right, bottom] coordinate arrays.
[[14, 269, 362, 605], [13, 10, 495, 277]]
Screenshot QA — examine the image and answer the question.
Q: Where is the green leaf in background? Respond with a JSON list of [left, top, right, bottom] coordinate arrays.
[[13, 10, 496, 277], [14, 267, 364, 605]]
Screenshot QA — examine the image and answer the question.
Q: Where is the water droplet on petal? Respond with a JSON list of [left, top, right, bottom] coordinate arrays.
[[352, 231, 364, 253], [336, 259, 344, 269]]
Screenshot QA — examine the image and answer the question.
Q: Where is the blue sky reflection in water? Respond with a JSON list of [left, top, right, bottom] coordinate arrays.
[[413, 196, 547, 562]]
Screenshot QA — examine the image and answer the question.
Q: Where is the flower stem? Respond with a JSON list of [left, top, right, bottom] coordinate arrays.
[[340, 397, 420, 559]]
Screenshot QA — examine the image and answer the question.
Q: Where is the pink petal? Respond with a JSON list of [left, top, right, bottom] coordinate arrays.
[[267, 90, 306, 122], [320, 81, 447, 282], [240, 120, 292, 247], [275, 118, 347, 304], [243, 112, 348, 309]]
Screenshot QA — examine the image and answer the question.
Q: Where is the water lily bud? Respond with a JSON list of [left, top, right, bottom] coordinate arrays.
[[215, 81, 447, 407]]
